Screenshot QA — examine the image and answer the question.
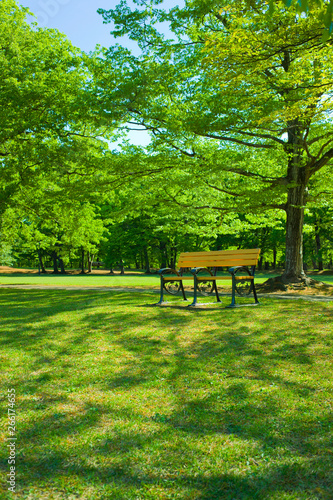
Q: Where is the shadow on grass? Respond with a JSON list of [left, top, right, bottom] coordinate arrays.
[[0, 288, 332, 499]]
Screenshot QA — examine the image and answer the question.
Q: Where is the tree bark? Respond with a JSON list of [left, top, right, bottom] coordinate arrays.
[[80, 248, 85, 274], [283, 183, 307, 280], [282, 119, 307, 282]]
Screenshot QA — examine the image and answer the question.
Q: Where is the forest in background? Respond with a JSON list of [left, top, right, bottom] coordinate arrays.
[[1, 0, 333, 277]]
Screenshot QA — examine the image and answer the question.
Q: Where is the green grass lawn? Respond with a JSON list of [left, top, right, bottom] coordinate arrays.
[[0, 271, 332, 288], [0, 289, 332, 499]]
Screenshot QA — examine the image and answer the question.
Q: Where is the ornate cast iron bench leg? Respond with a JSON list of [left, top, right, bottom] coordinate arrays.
[[156, 268, 188, 305], [226, 266, 259, 308], [156, 274, 167, 305], [189, 268, 221, 307]]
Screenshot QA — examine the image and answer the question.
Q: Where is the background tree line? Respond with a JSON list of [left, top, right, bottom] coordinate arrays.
[[0, 0, 332, 278]]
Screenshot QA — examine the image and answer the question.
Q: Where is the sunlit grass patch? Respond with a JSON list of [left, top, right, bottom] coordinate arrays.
[[1, 271, 329, 287], [0, 289, 332, 499]]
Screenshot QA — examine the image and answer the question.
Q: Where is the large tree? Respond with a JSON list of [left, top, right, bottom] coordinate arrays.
[[93, 0, 333, 282], [0, 0, 114, 213]]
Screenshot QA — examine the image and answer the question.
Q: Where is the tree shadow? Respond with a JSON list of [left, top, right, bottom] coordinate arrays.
[[0, 289, 332, 499]]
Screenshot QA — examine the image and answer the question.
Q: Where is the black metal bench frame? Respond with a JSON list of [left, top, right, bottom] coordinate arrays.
[[156, 249, 260, 308]]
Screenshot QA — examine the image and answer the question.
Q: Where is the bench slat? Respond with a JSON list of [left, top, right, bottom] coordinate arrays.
[[179, 250, 259, 254], [178, 249, 260, 256], [162, 276, 194, 281], [177, 249, 260, 268], [179, 259, 259, 266]]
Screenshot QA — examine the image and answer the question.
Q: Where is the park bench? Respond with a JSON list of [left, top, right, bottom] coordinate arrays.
[[92, 261, 104, 268], [157, 248, 261, 308]]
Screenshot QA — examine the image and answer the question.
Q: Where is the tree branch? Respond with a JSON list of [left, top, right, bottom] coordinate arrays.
[[196, 132, 275, 149], [309, 147, 333, 176], [224, 167, 288, 185]]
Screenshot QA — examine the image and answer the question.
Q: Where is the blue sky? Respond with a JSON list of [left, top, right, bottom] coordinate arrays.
[[22, 0, 132, 52], [21, 0, 181, 146], [21, 0, 181, 52]]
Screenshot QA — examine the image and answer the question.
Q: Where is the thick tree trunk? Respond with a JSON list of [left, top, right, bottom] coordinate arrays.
[[283, 184, 306, 281], [283, 119, 308, 282]]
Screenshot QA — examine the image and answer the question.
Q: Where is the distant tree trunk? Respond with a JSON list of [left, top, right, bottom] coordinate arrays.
[[88, 252, 93, 273], [80, 248, 85, 274], [170, 246, 177, 269], [58, 258, 65, 274], [159, 241, 167, 268], [119, 260, 125, 275], [38, 252, 47, 274], [144, 247, 151, 274], [315, 225, 323, 271], [258, 256, 263, 271], [273, 248, 277, 270]]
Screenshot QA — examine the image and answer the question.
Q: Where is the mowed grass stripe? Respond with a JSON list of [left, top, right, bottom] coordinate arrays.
[[0, 271, 332, 289]]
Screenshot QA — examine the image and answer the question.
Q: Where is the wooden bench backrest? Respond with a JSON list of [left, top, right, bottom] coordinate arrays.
[[177, 249, 261, 268]]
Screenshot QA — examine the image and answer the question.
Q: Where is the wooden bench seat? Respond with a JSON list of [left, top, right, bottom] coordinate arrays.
[[157, 248, 260, 308]]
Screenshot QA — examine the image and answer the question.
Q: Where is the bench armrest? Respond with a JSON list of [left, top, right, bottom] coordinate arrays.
[[228, 265, 252, 275], [158, 268, 181, 276], [191, 267, 214, 276]]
